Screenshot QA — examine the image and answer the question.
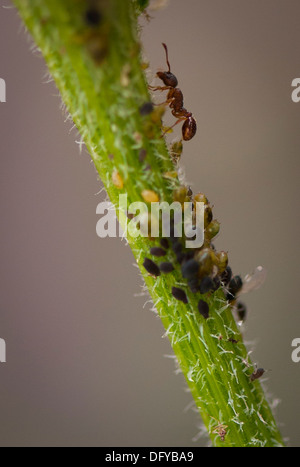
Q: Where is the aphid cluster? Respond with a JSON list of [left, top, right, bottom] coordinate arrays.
[[142, 185, 234, 320], [141, 179, 267, 331], [142, 188, 266, 387], [150, 43, 197, 142]]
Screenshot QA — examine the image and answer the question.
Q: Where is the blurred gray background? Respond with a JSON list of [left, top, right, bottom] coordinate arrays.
[[0, 0, 299, 447]]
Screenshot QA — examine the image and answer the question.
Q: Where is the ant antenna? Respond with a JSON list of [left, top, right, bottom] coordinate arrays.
[[162, 43, 171, 73]]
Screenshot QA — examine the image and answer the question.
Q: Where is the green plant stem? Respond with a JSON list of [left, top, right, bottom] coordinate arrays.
[[13, 0, 284, 447]]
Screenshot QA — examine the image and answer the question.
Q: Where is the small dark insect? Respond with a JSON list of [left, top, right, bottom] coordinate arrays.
[[160, 238, 169, 250], [172, 241, 183, 255], [199, 276, 214, 294], [143, 258, 160, 277], [159, 262, 174, 274], [220, 266, 232, 286], [181, 259, 199, 279], [176, 253, 186, 264], [184, 250, 196, 262], [236, 301, 247, 321], [198, 299, 209, 319], [188, 278, 200, 294], [172, 287, 188, 304], [85, 7, 102, 27], [151, 43, 197, 142], [139, 102, 154, 116], [212, 276, 221, 292], [187, 186, 193, 198], [228, 338, 239, 344], [150, 247, 167, 257], [250, 367, 265, 382], [211, 419, 228, 442], [226, 275, 243, 301]]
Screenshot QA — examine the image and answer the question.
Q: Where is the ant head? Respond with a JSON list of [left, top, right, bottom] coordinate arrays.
[[157, 71, 178, 88], [157, 43, 178, 88]]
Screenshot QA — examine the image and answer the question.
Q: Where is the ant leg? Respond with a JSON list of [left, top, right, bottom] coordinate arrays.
[[148, 85, 172, 92], [161, 117, 185, 138], [153, 99, 173, 107]]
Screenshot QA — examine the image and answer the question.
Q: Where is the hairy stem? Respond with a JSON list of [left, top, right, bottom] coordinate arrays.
[[13, 0, 284, 447]]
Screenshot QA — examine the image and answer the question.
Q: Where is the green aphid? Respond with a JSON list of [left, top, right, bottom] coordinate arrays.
[[206, 220, 220, 240], [196, 248, 215, 277]]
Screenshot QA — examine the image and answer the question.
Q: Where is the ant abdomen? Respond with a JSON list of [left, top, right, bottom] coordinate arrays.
[[182, 116, 197, 141]]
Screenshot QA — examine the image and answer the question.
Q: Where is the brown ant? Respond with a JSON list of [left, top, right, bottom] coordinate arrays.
[[150, 43, 197, 142]]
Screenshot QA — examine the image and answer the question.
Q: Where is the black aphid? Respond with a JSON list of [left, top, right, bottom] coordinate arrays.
[[229, 275, 243, 292], [181, 259, 199, 279], [236, 301, 247, 321], [159, 262, 174, 274], [160, 238, 169, 250], [172, 287, 188, 304], [150, 247, 166, 257], [172, 242, 183, 255], [85, 8, 102, 26], [139, 102, 154, 116], [184, 250, 196, 262], [176, 253, 185, 264], [228, 338, 239, 344], [188, 278, 200, 294], [212, 276, 221, 292], [199, 276, 214, 294], [198, 299, 209, 319], [250, 368, 265, 382], [143, 258, 160, 277], [220, 266, 232, 286], [226, 275, 243, 301]]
